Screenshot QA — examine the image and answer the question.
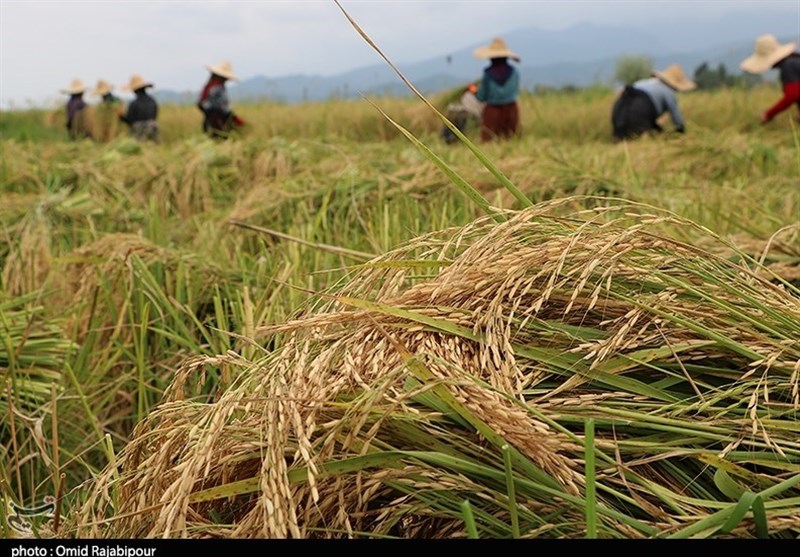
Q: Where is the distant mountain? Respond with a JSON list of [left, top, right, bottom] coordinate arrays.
[[513, 41, 768, 89], [153, 11, 799, 104]]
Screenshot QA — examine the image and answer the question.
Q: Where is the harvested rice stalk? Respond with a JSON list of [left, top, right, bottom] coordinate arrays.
[[73, 202, 800, 539]]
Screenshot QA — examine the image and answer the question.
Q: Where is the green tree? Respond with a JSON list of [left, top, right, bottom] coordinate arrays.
[[694, 62, 728, 89], [614, 56, 653, 85], [694, 62, 763, 89]]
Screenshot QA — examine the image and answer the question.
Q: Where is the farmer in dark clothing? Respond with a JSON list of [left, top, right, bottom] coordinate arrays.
[[740, 34, 800, 124], [61, 79, 92, 141], [198, 61, 245, 139], [473, 38, 521, 142], [611, 64, 696, 141], [119, 75, 159, 142]]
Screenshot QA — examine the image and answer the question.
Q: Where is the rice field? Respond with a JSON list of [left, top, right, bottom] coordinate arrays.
[[1, 81, 799, 538]]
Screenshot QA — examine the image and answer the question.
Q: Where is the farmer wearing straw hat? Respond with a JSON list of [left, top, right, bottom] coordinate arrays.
[[198, 61, 245, 139], [118, 75, 159, 143], [61, 79, 92, 141], [611, 64, 696, 142], [740, 34, 800, 124], [92, 79, 122, 142], [473, 37, 521, 142]]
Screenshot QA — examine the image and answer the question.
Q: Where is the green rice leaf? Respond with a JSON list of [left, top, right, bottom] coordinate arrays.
[[461, 499, 479, 539], [720, 491, 758, 534], [713, 468, 745, 501], [189, 452, 408, 503]]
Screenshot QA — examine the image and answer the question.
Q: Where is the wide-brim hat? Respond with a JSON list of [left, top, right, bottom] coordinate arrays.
[[206, 61, 238, 81], [122, 74, 154, 92], [653, 64, 696, 92], [473, 38, 520, 62], [61, 78, 87, 95], [740, 34, 796, 74], [93, 79, 113, 96]]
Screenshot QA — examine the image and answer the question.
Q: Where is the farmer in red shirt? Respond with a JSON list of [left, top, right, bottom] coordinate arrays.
[[740, 34, 800, 124], [198, 61, 246, 139]]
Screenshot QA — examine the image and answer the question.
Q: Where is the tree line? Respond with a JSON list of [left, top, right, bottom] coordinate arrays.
[[614, 56, 763, 89]]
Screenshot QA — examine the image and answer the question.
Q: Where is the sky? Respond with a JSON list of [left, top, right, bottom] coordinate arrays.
[[1, 0, 799, 108]]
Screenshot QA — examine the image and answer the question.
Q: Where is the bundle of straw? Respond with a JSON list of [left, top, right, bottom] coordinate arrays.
[[74, 200, 800, 539]]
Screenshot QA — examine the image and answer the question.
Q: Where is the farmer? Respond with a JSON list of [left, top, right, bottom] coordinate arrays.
[[61, 79, 92, 141], [118, 75, 159, 143], [441, 82, 485, 144], [473, 37, 521, 142], [611, 64, 696, 141], [739, 34, 800, 124], [92, 79, 122, 142], [198, 61, 245, 139]]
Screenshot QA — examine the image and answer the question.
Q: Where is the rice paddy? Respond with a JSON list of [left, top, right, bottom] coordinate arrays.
[[1, 78, 799, 538]]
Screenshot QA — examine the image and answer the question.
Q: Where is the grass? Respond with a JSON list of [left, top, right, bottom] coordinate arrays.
[[0, 70, 799, 538]]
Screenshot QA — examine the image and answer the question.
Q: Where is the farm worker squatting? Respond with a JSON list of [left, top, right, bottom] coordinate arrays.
[[441, 82, 485, 144], [611, 64, 696, 141]]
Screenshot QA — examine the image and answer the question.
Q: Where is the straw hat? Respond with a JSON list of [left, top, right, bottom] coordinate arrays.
[[740, 34, 796, 74], [473, 38, 520, 62], [206, 61, 238, 81], [653, 64, 696, 92], [61, 78, 87, 95], [93, 79, 114, 96], [122, 74, 154, 92]]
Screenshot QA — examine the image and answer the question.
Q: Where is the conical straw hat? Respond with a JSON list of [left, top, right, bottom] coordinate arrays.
[[122, 74, 154, 92], [653, 64, 696, 92], [93, 79, 114, 96], [61, 78, 87, 95], [740, 34, 796, 74], [473, 37, 520, 62], [206, 61, 238, 80]]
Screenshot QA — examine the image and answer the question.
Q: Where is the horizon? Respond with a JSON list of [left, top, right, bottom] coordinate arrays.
[[1, 0, 799, 109]]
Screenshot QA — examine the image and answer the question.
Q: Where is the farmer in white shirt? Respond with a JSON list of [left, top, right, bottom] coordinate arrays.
[[611, 64, 696, 141]]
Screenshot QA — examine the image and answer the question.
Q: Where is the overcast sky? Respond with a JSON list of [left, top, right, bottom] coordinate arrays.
[[1, 0, 798, 108]]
